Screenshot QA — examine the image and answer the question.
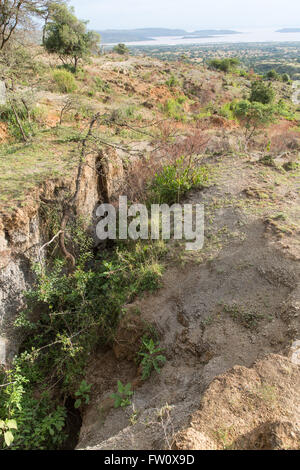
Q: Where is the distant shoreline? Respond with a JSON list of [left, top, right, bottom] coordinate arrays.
[[277, 28, 300, 33], [100, 28, 300, 47], [98, 28, 240, 44]]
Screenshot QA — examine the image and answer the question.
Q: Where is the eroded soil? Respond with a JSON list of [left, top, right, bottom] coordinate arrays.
[[78, 151, 300, 450]]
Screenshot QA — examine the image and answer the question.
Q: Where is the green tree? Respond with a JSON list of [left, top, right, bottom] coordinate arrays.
[[43, 4, 100, 71], [208, 58, 240, 73], [281, 73, 290, 83], [250, 80, 275, 104], [233, 100, 275, 142], [0, 0, 54, 50], [113, 43, 129, 55], [265, 69, 280, 81], [40, 0, 68, 43]]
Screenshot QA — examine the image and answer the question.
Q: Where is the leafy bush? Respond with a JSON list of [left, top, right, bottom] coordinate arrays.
[[275, 99, 296, 120], [233, 100, 276, 140], [282, 73, 290, 83], [113, 43, 129, 55], [265, 69, 280, 81], [0, 100, 39, 141], [218, 101, 236, 120], [53, 69, 77, 93], [74, 380, 92, 409], [250, 80, 275, 104], [0, 419, 17, 448], [209, 58, 240, 73], [0, 220, 166, 449], [150, 156, 209, 204]]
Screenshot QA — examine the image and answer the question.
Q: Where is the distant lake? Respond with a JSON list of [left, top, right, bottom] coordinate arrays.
[[104, 28, 300, 46]]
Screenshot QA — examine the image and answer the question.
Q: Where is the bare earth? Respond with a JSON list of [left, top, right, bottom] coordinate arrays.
[[78, 151, 300, 450]]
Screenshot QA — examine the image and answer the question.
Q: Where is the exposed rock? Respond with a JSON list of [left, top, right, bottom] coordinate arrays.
[[0, 80, 6, 105], [0, 152, 114, 365]]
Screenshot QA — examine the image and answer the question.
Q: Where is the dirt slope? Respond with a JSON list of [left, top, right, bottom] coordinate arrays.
[[78, 151, 300, 450]]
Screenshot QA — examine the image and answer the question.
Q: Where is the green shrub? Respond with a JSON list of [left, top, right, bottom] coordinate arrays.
[[233, 100, 276, 139], [113, 43, 129, 55], [0, 220, 166, 449], [0, 102, 39, 141], [165, 75, 180, 88], [250, 80, 275, 104], [0, 419, 17, 448], [275, 99, 296, 120], [265, 69, 280, 81], [282, 73, 290, 83], [150, 156, 209, 204], [219, 101, 236, 120], [52, 69, 77, 93], [162, 97, 187, 121], [137, 337, 166, 381], [74, 380, 92, 409], [208, 58, 240, 73]]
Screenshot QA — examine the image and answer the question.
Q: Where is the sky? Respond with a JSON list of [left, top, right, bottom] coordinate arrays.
[[69, 0, 300, 31]]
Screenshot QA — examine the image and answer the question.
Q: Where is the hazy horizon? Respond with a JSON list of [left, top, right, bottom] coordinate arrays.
[[69, 0, 300, 31]]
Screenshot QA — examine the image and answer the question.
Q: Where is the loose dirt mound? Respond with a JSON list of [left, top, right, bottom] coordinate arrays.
[[173, 354, 300, 450]]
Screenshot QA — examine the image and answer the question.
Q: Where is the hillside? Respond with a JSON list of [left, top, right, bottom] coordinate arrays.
[[0, 45, 299, 451]]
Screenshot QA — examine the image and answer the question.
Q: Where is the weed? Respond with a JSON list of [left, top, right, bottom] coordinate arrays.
[[215, 427, 234, 450], [137, 336, 166, 381], [165, 75, 180, 88], [223, 303, 264, 329], [259, 154, 276, 167], [74, 380, 92, 409], [161, 97, 187, 121], [94, 77, 111, 93], [0, 419, 18, 448], [282, 161, 299, 172], [110, 381, 133, 408]]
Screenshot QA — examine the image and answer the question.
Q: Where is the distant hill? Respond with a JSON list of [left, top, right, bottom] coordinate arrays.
[[98, 28, 239, 43], [98, 28, 187, 43], [276, 28, 300, 33], [190, 30, 239, 36]]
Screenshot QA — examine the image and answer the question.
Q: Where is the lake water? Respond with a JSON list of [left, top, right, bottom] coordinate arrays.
[[110, 28, 300, 46]]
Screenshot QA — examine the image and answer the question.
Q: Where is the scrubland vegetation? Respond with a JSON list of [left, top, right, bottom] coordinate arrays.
[[0, 1, 299, 451]]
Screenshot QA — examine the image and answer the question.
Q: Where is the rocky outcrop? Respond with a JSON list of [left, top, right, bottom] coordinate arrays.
[[0, 81, 6, 106]]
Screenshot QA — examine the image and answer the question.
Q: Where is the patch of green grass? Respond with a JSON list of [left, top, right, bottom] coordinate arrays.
[[161, 97, 187, 121], [0, 128, 81, 209]]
